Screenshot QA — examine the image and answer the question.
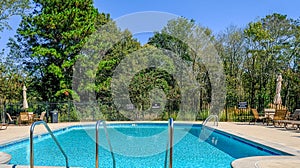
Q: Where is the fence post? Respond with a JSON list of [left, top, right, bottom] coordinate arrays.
[[46, 101, 49, 123], [68, 100, 70, 122], [93, 102, 95, 121], [225, 104, 228, 122]]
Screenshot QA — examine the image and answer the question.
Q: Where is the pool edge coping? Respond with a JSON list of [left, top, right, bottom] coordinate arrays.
[[230, 155, 300, 168], [214, 125, 300, 157]]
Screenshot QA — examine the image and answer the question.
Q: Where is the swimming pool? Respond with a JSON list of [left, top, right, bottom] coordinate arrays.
[[0, 123, 290, 167]]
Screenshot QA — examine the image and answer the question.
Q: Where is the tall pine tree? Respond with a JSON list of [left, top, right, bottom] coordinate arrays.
[[12, 0, 110, 101]]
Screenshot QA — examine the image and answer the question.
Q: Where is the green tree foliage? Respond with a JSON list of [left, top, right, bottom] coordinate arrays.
[[75, 20, 141, 120], [95, 31, 141, 120], [216, 13, 300, 112], [148, 17, 216, 114], [3, 7, 299, 122], [96, 30, 141, 103], [128, 66, 180, 119], [243, 13, 299, 110], [0, 62, 22, 122], [215, 26, 246, 107], [0, 0, 30, 33], [11, 0, 109, 102], [0, 61, 23, 104], [123, 46, 180, 120]]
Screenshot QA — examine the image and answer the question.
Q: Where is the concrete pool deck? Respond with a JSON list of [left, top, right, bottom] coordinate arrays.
[[218, 122, 300, 168], [0, 121, 299, 168]]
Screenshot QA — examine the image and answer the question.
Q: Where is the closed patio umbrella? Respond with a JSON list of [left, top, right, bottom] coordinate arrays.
[[273, 74, 282, 106], [23, 85, 29, 110]]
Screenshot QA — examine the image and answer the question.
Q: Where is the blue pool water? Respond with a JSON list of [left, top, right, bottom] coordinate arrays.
[[0, 124, 289, 168]]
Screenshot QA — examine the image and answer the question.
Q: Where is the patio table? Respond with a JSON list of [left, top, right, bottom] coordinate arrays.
[[264, 108, 275, 125]]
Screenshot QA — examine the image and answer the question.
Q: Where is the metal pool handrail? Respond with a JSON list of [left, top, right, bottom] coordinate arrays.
[[95, 120, 115, 168], [30, 121, 69, 168], [164, 118, 174, 168], [202, 115, 219, 126]]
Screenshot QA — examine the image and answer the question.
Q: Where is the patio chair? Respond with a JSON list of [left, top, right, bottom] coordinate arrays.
[[249, 108, 266, 125], [287, 109, 300, 120], [6, 113, 17, 124], [280, 109, 300, 129], [269, 109, 287, 127], [18, 112, 29, 125], [281, 120, 300, 130], [0, 123, 8, 130], [1, 113, 17, 130], [288, 120, 300, 130], [34, 111, 46, 121]]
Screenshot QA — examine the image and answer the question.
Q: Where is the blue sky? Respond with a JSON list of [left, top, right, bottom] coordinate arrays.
[[95, 0, 300, 32], [1, 0, 300, 54]]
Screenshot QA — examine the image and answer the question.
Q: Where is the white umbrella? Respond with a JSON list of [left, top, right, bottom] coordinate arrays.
[[273, 74, 282, 105], [23, 85, 29, 110]]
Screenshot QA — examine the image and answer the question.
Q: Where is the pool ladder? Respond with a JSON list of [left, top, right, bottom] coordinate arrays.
[[202, 114, 219, 126], [164, 118, 174, 168], [30, 121, 69, 168], [199, 115, 219, 142], [95, 120, 116, 168]]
